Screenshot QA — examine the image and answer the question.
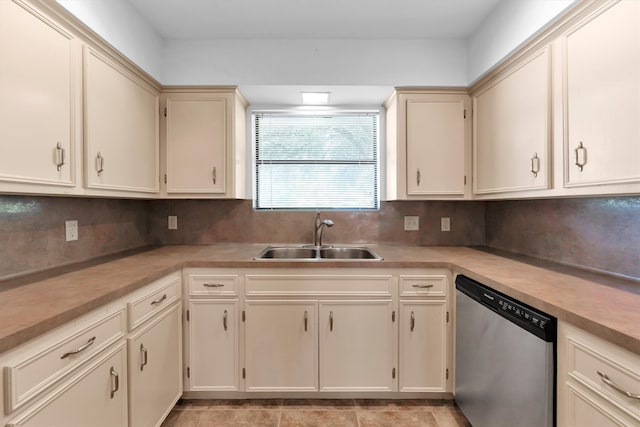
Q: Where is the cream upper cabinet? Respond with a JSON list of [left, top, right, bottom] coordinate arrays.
[[0, 0, 78, 191], [162, 89, 247, 198], [560, 0, 640, 189], [84, 47, 160, 195], [386, 90, 470, 200], [473, 46, 552, 195], [319, 300, 396, 392]]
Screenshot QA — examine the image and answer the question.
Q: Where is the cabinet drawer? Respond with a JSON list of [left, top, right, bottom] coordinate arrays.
[[128, 276, 180, 331], [3, 308, 126, 414], [399, 275, 447, 297], [245, 274, 394, 297], [561, 322, 640, 420], [188, 274, 238, 297]]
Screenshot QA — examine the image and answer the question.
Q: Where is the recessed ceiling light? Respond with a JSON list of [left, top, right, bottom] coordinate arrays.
[[301, 92, 330, 105]]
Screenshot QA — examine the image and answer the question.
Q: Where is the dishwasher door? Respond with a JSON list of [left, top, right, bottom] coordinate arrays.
[[455, 289, 555, 427]]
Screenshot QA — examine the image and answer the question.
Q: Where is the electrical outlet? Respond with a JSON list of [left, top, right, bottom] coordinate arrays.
[[65, 220, 78, 241], [404, 216, 419, 231], [441, 217, 451, 232], [168, 216, 178, 230]]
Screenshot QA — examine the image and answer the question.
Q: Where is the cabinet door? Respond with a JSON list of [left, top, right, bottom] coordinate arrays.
[[473, 46, 551, 194], [562, 0, 640, 187], [6, 344, 127, 427], [188, 300, 238, 391], [84, 47, 159, 194], [128, 303, 182, 427], [0, 1, 76, 188], [399, 301, 447, 392], [405, 95, 467, 197], [165, 94, 229, 194], [245, 300, 317, 391], [319, 300, 396, 391]]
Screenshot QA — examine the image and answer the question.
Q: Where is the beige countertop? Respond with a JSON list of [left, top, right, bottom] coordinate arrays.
[[0, 244, 638, 355]]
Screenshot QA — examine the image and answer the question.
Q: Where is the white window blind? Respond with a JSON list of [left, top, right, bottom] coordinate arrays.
[[254, 112, 379, 210]]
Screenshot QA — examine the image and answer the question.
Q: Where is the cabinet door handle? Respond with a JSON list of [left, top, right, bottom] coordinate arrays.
[[416, 169, 421, 186], [304, 310, 308, 332], [329, 311, 333, 332], [110, 367, 119, 399], [597, 371, 640, 400], [203, 283, 224, 288], [223, 310, 228, 331], [150, 294, 167, 305], [140, 344, 148, 371], [530, 152, 540, 177], [212, 166, 216, 184], [61, 336, 96, 359], [412, 284, 434, 289], [55, 142, 65, 171], [574, 142, 587, 171], [410, 311, 415, 332], [96, 152, 104, 176]]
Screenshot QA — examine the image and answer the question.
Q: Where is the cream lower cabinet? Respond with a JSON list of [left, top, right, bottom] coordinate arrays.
[[557, 321, 640, 427], [560, 0, 640, 190], [6, 344, 128, 427], [245, 301, 318, 391], [128, 303, 182, 427], [319, 301, 395, 391], [0, 0, 78, 192]]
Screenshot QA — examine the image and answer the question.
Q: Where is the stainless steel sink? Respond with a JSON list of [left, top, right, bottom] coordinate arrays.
[[255, 246, 382, 261], [319, 247, 380, 260]]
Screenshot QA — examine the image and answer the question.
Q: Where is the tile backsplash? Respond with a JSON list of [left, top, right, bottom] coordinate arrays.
[[1, 194, 637, 280]]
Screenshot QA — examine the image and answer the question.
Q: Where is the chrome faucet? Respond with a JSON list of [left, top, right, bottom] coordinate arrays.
[[314, 213, 334, 247]]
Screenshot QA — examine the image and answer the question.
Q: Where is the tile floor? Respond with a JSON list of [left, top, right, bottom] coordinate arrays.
[[161, 399, 471, 427]]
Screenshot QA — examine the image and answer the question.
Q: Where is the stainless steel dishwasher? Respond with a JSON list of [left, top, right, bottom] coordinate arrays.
[[455, 274, 556, 427]]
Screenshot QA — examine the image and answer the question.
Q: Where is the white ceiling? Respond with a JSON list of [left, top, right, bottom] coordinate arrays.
[[127, 0, 502, 40]]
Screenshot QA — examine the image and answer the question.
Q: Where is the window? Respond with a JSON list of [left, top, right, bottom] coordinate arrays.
[[253, 111, 379, 210]]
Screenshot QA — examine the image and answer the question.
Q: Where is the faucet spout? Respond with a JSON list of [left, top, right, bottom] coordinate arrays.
[[314, 213, 334, 246]]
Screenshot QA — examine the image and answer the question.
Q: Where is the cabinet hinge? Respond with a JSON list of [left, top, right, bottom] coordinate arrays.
[[463, 109, 467, 119], [163, 107, 167, 117], [186, 310, 190, 322], [242, 368, 246, 379], [242, 310, 246, 322], [392, 368, 396, 379], [446, 311, 449, 323], [446, 368, 449, 380], [187, 367, 190, 378], [392, 311, 395, 322], [164, 174, 167, 184]]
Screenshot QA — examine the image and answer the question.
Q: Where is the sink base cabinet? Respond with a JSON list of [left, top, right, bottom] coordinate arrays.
[[245, 301, 318, 392]]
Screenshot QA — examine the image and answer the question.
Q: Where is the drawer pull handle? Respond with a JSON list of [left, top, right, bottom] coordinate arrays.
[[329, 311, 334, 332], [151, 294, 167, 305], [574, 142, 587, 171], [212, 166, 217, 184], [203, 283, 224, 288], [410, 311, 415, 332], [412, 284, 434, 289], [96, 152, 104, 176], [223, 310, 228, 331], [110, 367, 119, 399], [140, 344, 148, 371], [61, 336, 96, 359], [304, 310, 308, 332], [416, 168, 421, 186], [530, 152, 540, 177], [55, 142, 65, 171], [597, 371, 640, 400]]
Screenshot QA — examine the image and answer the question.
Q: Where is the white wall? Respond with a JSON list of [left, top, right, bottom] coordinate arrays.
[[57, 0, 164, 81], [162, 39, 468, 87], [467, 0, 576, 84]]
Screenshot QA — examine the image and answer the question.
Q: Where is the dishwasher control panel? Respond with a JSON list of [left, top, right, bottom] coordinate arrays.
[[456, 274, 556, 342]]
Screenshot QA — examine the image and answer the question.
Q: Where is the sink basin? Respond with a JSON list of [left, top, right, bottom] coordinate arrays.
[[255, 246, 382, 261], [319, 247, 380, 260], [257, 247, 317, 259]]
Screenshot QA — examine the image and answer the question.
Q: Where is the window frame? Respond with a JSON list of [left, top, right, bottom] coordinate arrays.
[[250, 107, 384, 211]]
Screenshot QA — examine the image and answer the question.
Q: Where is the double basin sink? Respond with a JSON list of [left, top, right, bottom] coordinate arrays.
[[255, 245, 382, 261]]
